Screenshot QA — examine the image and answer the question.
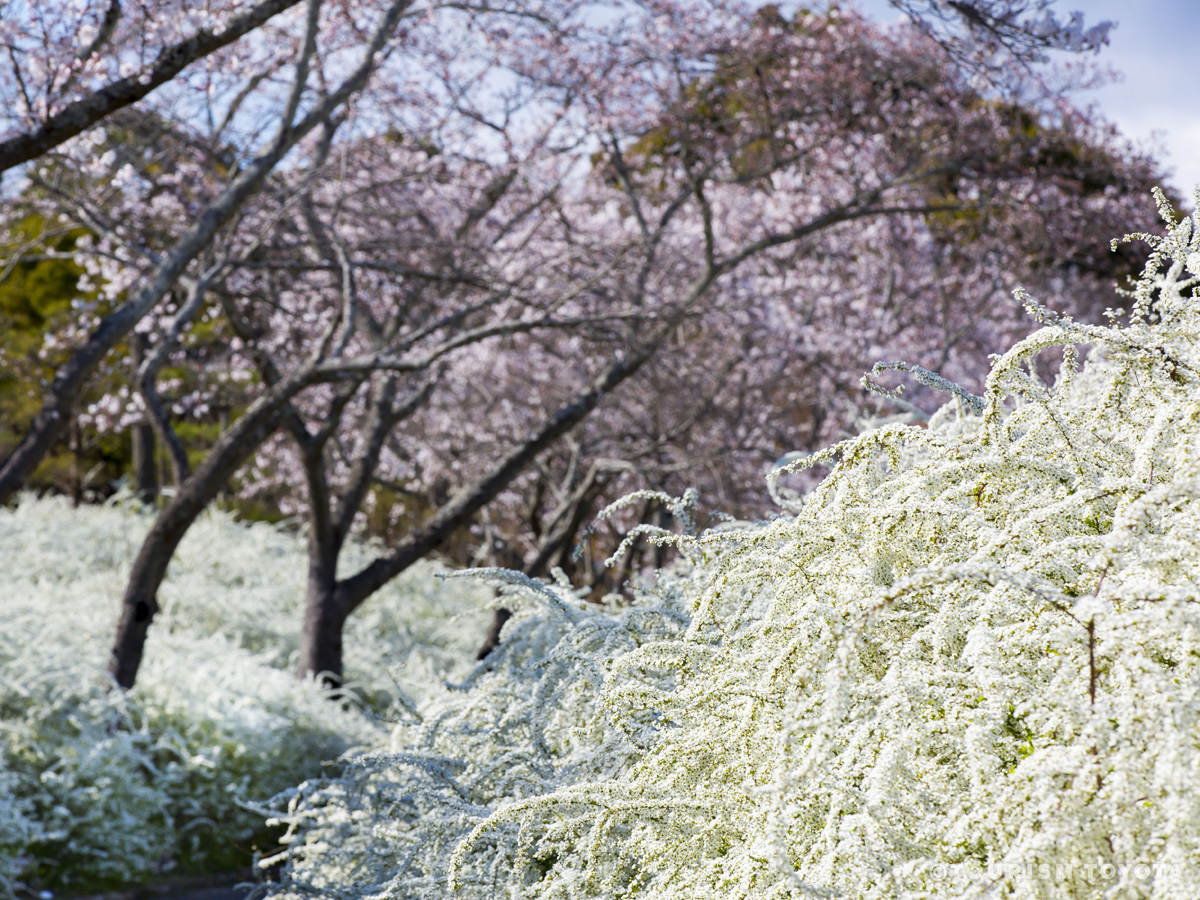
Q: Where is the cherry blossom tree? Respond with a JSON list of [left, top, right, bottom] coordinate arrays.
[[0, 0, 1166, 690], [97, 0, 695, 687], [0, 0, 1131, 500], [158, 3, 1163, 684], [437, 3, 1161, 650], [0, 0, 416, 503]]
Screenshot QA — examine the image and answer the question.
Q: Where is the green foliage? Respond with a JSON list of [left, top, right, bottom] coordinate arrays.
[[1, 158, 253, 503], [0, 215, 100, 492]]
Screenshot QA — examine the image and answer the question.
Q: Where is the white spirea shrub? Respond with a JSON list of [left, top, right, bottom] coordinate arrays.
[[262, 191, 1200, 900], [0, 499, 488, 895]]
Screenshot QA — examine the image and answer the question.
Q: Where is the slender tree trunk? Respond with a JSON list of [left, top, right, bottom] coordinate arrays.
[[130, 423, 158, 504], [476, 467, 606, 659], [291, 377, 421, 689], [109, 500, 196, 688], [651, 503, 673, 571], [130, 334, 159, 503], [296, 439, 344, 686], [69, 418, 83, 507], [476, 522, 575, 660], [108, 366, 316, 688]]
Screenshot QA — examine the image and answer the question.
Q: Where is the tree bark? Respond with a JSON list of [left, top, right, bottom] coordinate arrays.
[[108, 366, 317, 688], [298, 489, 346, 687], [138, 280, 217, 487], [130, 420, 159, 503], [69, 418, 83, 506], [476, 609, 513, 661], [296, 433, 343, 685], [298, 582, 348, 688], [109, 494, 197, 688], [130, 333, 159, 503]]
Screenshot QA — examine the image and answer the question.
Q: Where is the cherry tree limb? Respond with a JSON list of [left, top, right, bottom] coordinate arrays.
[[0, 0, 415, 505], [0, 0, 306, 174]]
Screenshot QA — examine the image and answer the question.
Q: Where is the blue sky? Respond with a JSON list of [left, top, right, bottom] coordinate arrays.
[[849, 0, 1200, 204]]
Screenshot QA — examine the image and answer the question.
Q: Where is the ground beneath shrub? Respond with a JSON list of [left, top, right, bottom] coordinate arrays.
[[164, 887, 252, 900], [32, 871, 258, 900]]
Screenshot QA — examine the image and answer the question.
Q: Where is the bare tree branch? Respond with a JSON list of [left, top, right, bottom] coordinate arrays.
[[1, 0, 415, 505], [0, 0, 305, 174]]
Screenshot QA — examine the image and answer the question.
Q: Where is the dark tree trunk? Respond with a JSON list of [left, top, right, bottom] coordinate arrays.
[[108, 366, 316, 689], [296, 437, 344, 687], [476, 609, 513, 661], [298, 581, 347, 688], [475, 466, 607, 660], [109, 500, 196, 688], [69, 419, 83, 507], [131, 423, 159, 504]]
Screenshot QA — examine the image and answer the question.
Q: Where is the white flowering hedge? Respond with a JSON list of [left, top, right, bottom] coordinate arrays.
[[0, 499, 487, 897], [261, 193, 1200, 900]]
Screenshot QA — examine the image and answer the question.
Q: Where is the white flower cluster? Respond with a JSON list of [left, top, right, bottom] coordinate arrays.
[[0, 498, 488, 895], [263, 191, 1200, 900]]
